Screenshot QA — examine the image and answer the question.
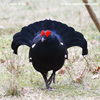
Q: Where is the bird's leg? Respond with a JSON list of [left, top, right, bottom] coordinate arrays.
[[53, 72, 55, 84], [48, 71, 55, 85], [41, 72, 52, 90]]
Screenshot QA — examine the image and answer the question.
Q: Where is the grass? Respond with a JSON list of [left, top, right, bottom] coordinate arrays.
[[0, 0, 100, 99]]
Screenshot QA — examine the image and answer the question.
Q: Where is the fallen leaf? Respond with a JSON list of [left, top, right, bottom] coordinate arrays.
[[92, 66, 100, 74], [0, 59, 5, 63], [58, 69, 65, 74], [74, 76, 83, 83], [12, 65, 15, 70]]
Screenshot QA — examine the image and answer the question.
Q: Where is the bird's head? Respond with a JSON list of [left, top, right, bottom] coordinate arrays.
[[40, 30, 55, 43]]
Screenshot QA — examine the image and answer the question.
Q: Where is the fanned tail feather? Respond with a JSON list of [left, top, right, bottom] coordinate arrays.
[[41, 20, 88, 55], [64, 31, 88, 55], [11, 21, 44, 54], [11, 19, 88, 55]]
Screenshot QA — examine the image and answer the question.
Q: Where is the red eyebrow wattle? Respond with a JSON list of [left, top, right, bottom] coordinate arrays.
[[41, 30, 44, 36], [45, 30, 51, 37]]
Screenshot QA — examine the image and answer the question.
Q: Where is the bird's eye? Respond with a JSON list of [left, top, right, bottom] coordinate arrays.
[[41, 30, 44, 36], [45, 30, 51, 37]]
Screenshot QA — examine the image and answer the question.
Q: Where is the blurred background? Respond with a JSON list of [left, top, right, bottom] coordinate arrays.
[[0, 0, 100, 99]]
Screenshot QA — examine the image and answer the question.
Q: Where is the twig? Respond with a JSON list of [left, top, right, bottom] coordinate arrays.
[[82, 0, 100, 32]]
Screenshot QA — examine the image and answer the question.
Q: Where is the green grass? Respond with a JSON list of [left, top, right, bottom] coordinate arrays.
[[0, 0, 100, 99]]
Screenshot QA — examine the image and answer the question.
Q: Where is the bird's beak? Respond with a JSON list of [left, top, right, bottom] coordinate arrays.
[[41, 37, 46, 42]]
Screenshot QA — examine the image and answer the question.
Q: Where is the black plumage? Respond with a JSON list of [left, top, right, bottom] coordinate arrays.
[[11, 19, 88, 90]]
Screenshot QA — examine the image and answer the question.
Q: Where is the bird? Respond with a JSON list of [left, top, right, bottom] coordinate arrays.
[[11, 19, 88, 90]]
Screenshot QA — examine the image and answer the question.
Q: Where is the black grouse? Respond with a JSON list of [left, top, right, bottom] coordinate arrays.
[[11, 19, 88, 90]]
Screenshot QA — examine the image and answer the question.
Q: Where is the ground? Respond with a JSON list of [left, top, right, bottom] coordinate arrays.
[[0, 0, 100, 100]]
